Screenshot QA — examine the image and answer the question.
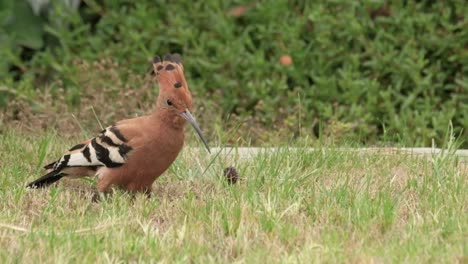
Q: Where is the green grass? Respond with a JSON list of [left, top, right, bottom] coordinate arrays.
[[0, 129, 466, 263]]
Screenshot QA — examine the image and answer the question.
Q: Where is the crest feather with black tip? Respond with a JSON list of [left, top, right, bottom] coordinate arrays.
[[152, 53, 188, 92]]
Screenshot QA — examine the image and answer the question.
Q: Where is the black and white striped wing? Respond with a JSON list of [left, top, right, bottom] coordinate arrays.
[[49, 126, 133, 170]]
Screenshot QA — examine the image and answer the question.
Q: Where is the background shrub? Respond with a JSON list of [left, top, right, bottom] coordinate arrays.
[[1, 0, 467, 147]]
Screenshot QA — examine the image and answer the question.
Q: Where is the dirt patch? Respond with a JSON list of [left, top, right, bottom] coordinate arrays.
[[1, 58, 156, 137], [1, 58, 278, 145]]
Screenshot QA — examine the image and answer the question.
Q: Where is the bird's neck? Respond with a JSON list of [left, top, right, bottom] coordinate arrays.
[[152, 108, 186, 130]]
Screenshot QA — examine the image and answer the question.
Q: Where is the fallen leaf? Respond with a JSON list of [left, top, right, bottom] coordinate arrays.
[[280, 55, 293, 66], [229, 5, 248, 17]]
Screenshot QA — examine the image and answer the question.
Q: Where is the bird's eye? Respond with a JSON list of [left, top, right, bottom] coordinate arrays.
[[166, 99, 173, 106]]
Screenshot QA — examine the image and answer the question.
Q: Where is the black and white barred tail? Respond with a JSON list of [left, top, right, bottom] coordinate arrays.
[[26, 170, 64, 189], [26, 126, 132, 188]]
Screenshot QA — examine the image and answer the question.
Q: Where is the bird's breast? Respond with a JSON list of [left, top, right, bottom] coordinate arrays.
[[96, 125, 185, 190]]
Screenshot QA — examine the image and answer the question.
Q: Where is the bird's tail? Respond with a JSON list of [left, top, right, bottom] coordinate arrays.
[[26, 170, 64, 189]]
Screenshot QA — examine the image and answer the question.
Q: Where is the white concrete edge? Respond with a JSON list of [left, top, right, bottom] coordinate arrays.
[[186, 147, 468, 158]]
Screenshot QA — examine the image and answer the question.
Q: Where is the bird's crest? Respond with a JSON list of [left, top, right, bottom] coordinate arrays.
[[152, 54, 187, 90], [152, 53, 192, 109]]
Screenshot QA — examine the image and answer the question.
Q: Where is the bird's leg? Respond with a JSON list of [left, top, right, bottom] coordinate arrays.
[[125, 188, 152, 203], [97, 176, 113, 193], [144, 188, 153, 199], [91, 191, 109, 203], [92, 176, 114, 202], [126, 183, 153, 199], [91, 188, 115, 203]]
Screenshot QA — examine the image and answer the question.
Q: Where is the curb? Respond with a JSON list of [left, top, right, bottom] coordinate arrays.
[[188, 147, 468, 160]]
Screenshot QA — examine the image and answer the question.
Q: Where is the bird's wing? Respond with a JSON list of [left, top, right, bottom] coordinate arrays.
[[47, 125, 134, 171]]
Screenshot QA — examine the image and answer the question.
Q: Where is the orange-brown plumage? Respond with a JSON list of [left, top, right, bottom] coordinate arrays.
[[27, 54, 210, 194]]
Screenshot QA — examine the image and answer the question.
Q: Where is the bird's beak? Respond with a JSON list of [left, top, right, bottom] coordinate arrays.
[[180, 110, 211, 153]]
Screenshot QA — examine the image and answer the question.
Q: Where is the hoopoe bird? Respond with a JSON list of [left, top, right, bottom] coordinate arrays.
[[27, 54, 210, 194]]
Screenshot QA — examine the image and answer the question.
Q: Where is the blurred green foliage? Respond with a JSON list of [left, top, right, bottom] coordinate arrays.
[[0, 0, 467, 146]]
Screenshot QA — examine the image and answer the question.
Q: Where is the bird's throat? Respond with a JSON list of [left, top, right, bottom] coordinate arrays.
[[154, 109, 186, 130]]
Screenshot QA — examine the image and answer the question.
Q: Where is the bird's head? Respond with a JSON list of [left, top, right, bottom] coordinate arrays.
[[152, 54, 210, 153]]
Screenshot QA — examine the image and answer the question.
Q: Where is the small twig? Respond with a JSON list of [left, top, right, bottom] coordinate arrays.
[[73, 222, 115, 234], [91, 106, 104, 130], [0, 222, 117, 235], [71, 113, 90, 138], [0, 223, 29, 233]]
